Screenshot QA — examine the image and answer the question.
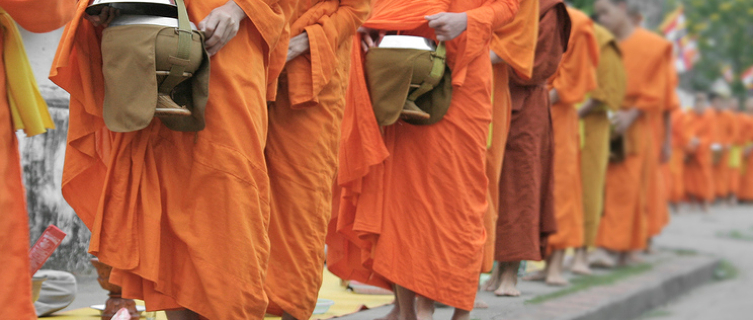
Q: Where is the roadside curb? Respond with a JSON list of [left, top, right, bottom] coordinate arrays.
[[503, 255, 720, 320]]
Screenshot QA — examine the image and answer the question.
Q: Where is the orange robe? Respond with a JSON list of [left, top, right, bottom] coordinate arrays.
[[738, 114, 753, 201], [482, 0, 539, 272], [327, 0, 520, 310], [714, 109, 736, 198], [545, 7, 598, 252], [646, 53, 679, 237], [495, 0, 569, 262], [0, 2, 73, 318], [683, 109, 716, 201], [264, 1, 369, 319], [597, 27, 675, 252], [50, 1, 287, 318], [668, 109, 688, 203], [728, 112, 744, 196]]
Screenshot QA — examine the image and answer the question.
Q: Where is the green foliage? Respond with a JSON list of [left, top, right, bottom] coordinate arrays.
[[666, 0, 753, 95], [571, 0, 595, 16], [713, 259, 738, 281]]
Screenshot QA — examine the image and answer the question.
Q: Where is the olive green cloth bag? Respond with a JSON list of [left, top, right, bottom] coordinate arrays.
[[365, 42, 452, 126]]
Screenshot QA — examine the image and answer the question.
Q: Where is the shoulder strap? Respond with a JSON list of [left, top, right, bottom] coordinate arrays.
[[159, 0, 194, 93], [407, 41, 447, 102]]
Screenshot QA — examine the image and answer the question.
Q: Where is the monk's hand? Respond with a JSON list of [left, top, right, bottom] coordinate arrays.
[[490, 50, 503, 65], [426, 12, 467, 41], [359, 27, 384, 52], [688, 137, 700, 151], [612, 109, 641, 136], [85, 6, 119, 28], [287, 32, 309, 62], [549, 89, 560, 105], [200, 0, 246, 56]]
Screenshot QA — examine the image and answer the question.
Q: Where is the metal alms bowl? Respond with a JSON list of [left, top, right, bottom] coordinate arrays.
[[108, 14, 198, 30], [86, 0, 178, 18], [377, 35, 437, 51]]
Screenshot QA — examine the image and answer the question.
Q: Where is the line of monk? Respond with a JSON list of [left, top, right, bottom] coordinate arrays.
[[4, 0, 753, 319]]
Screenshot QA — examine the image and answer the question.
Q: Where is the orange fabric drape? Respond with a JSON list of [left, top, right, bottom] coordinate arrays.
[[481, 0, 539, 273], [327, 0, 520, 311], [738, 114, 753, 201], [50, 1, 287, 318], [264, 1, 369, 319], [0, 1, 73, 319], [597, 27, 675, 251], [546, 7, 598, 252], [668, 109, 688, 203], [683, 109, 717, 201], [713, 109, 736, 198]]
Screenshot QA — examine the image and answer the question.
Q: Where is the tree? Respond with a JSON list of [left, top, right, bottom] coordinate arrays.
[[666, 0, 753, 96]]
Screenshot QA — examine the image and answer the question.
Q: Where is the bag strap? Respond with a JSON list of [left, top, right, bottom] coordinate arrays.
[[407, 41, 447, 102], [159, 0, 193, 93]]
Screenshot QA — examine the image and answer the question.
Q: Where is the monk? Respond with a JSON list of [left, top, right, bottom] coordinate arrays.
[[725, 98, 743, 205], [739, 95, 753, 202], [326, 1, 521, 319], [0, 1, 73, 319], [264, 1, 370, 319], [593, 0, 677, 266], [712, 93, 735, 203], [492, 0, 569, 295], [683, 92, 716, 212], [479, 0, 540, 297], [572, 22, 626, 275], [50, 1, 289, 319], [668, 108, 689, 210], [523, 6, 597, 286]]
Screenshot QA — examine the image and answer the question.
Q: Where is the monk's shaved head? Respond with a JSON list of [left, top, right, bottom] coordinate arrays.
[[594, 0, 634, 37]]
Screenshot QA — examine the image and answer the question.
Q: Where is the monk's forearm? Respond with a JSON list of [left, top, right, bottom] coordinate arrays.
[[578, 99, 599, 118], [324, 0, 371, 47], [663, 111, 672, 147]]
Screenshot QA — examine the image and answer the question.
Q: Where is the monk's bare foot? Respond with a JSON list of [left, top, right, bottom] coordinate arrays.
[[416, 296, 435, 320], [545, 274, 570, 286], [494, 261, 522, 297], [571, 248, 593, 275], [617, 252, 644, 266], [482, 263, 501, 292], [545, 250, 568, 287], [522, 270, 546, 282], [375, 300, 399, 320], [451, 308, 471, 320], [474, 298, 489, 309], [589, 249, 616, 269]]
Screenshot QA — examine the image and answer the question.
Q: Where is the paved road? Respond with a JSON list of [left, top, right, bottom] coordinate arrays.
[[645, 204, 753, 319]]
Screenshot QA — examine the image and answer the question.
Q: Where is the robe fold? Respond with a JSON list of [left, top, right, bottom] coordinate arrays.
[[597, 27, 675, 252], [495, 0, 570, 262], [728, 112, 744, 197], [0, 2, 73, 318], [668, 109, 688, 203], [683, 109, 716, 201], [738, 114, 753, 201], [326, 0, 521, 310], [264, 1, 369, 319], [546, 7, 598, 252], [713, 109, 736, 198], [580, 24, 625, 247], [482, 0, 539, 272], [50, 1, 288, 318]]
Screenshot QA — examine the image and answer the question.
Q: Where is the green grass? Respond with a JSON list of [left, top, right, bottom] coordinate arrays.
[[716, 229, 753, 242], [714, 259, 739, 281], [670, 248, 699, 256], [525, 263, 653, 305]]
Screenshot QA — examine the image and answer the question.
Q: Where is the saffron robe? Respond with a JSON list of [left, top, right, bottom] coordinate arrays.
[[495, 0, 570, 261], [327, 0, 520, 311], [0, 1, 73, 319], [713, 109, 736, 197], [668, 109, 688, 203], [50, 0, 288, 318], [738, 114, 753, 201], [546, 7, 598, 252], [264, 1, 369, 319], [683, 109, 716, 201], [482, 0, 539, 272], [596, 27, 675, 251], [580, 24, 625, 247]]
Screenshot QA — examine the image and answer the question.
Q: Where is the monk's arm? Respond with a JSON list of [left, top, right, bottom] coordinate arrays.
[[467, 0, 520, 31], [1, 0, 74, 33], [552, 29, 598, 105], [317, 0, 370, 47], [509, 6, 565, 86]]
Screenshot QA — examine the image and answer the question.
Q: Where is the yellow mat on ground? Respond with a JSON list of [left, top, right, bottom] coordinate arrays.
[[52, 270, 394, 320]]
